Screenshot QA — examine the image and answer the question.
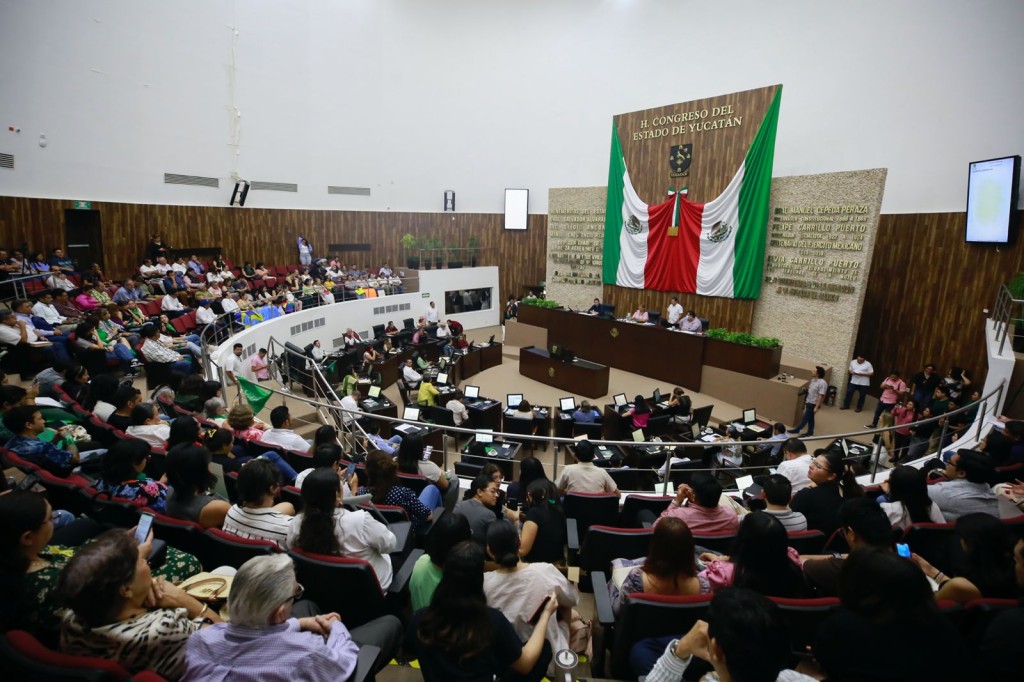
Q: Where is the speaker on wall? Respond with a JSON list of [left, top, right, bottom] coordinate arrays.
[[444, 190, 455, 212], [230, 181, 250, 207]]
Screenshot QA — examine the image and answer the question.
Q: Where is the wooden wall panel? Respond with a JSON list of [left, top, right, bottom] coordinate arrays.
[[855, 212, 1024, 391], [0, 197, 547, 307]]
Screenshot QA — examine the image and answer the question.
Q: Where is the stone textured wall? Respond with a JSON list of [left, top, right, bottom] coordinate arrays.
[[751, 169, 887, 399], [546, 187, 606, 309]]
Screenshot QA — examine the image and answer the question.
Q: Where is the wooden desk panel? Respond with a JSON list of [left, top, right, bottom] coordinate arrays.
[[480, 342, 503, 371], [542, 310, 704, 391], [371, 354, 399, 387], [460, 348, 483, 379], [519, 346, 610, 399]]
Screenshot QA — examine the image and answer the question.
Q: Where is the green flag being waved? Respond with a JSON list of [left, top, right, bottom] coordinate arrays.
[[238, 376, 273, 414]]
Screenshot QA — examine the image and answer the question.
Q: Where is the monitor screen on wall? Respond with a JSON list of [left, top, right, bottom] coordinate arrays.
[[504, 188, 529, 231], [965, 155, 1020, 244]]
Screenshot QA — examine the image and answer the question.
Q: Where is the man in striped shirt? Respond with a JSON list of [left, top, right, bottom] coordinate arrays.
[[761, 474, 808, 532]]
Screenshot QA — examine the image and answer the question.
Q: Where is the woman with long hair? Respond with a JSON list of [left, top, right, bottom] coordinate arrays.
[[610, 516, 705, 615], [357, 450, 434, 529], [518, 479, 566, 564], [287, 469, 397, 589], [483, 521, 579, 662], [791, 450, 864, 535], [912, 512, 1018, 604], [396, 433, 449, 508], [878, 466, 944, 529], [700, 511, 808, 598], [624, 394, 650, 430], [506, 455, 547, 504], [97, 438, 168, 513], [164, 444, 230, 528], [411, 541, 557, 682], [410, 514, 472, 611]]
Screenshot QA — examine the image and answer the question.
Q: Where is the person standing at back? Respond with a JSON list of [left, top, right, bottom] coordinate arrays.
[[840, 354, 873, 412]]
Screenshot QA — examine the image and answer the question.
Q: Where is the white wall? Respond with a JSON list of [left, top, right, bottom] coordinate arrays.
[[1, 0, 1022, 214], [214, 266, 499, 370]]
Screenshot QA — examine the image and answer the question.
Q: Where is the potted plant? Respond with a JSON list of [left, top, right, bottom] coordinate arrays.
[[447, 245, 463, 269], [426, 237, 444, 269], [401, 233, 421, 269], [467, 235, 480, 267]]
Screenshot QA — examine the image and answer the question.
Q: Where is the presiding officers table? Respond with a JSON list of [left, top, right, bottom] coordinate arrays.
[[518, 346, 610, 398]]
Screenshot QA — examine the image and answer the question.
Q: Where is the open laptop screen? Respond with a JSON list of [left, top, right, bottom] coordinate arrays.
[[559, 397, 577, 412], [436, 372, 449, 385], [742, 408, 756, 424], [367, 385, 381, 398], [476, 430, 494, 444], [506, 394, 523, 408], [613, 393, 628, 407], [464, 385, 480, 399], [403, 407, 420, 422]]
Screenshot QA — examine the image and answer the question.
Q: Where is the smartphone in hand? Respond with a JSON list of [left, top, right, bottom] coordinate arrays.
[[896, 543, 911, 558], [135, 512, 155, 545]]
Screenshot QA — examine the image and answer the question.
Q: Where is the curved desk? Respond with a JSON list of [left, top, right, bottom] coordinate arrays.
[[519, 346, 610, 398]]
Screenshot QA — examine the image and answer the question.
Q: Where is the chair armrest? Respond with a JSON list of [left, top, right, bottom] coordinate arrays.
[[566, 517, 580, 551], [349, 644, 381, 682], [591, 570, 616, 626], [389, 548, 425, 595]]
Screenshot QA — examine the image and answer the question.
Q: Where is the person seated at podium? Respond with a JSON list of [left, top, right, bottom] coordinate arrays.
[[508, 400, 535, 421], [571, 401, 601, 424], [586, 298, 602, 315], [623, 394, 651, 430], [665, 387, 692, 424], [362, 344, 381, 366], [418, 377, 440, 407], [630, 304, 649, 323], [384, 321, 400, 336], [402, 358, 423, 389], [679, 310, 703, 333]]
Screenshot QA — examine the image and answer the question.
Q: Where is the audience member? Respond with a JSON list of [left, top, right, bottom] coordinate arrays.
[[656, 473, 739, 533], [775, 438, 811, 492], [3, 404, 83, 477], [801, 497, 894, 597], [222, 458, 295, 548], [164, 444, 231, 528], [454, 473, 510, 544], [911, 512, 1017, 603], [790, 450, 863, 535], [699, 512, 808, 598], [556, 440, 619, 496], [926, 449, 999, 520], [260, 405, 313, 452], [518, 479, 566, 564], [977, 528, 1024, 679], [357, 450, 435, 530], [409, 514, 472, 611], [877, 465, 945, 528], [761, 474, 807, 532], [610, 517, 705, 616], [96, 438, 168, 513]]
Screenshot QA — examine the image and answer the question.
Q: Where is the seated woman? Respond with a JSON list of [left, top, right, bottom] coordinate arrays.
[[96, 439, 169, 513], [227, 402, 269, 441], [396, 434, 451, 510], [222, 459, 296, 548], [505, 456, 548, 509], [164, 444, 231, 528], [912, 512, 1018, 604], [698, 511, 809, 598], [357, 451, 435, 531], [202, 427, 253, 475], [791, 450, 863, 536], [518, 480, 566, 565], [482, 521, 579, 661], [665, 386, 692, 423], [287, 469, 397, 589], [610, 517, 706, 615], [57, 529, 221, 679], [410, 514, 472, 611], [408, 541, 557, 682], [0, 492, 200, 640], [877, 465, 945, 529], [815, 548, 972, 681], [623, 394, 650, 431], [124, 402, 171, 449]]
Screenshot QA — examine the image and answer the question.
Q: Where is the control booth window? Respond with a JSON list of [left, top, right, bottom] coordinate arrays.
[[445, 288, 492, 315]]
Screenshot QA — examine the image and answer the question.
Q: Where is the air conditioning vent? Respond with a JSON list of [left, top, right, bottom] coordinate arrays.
[[164, 173, 219, 188], [251, 181, 298, 193], [0, 153, 13, 169], [328, 185, 371, 196]]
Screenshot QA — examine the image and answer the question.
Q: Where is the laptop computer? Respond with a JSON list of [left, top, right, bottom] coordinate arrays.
[[403, 406, 420, 422], [653, 388, 662, 405], [507, 393, 523, 408], [487, 334, 495, 345], [690, 423, 702, 440], [464, 385, 480, 400], [438, 357, 449, 369], [632, 428, 646, 443], [613, 393, 628, 408], [476, 430, 494, 444], [367, 385, 381, 399], [436, 372, 449, 386], [559, 396, 577, 412]]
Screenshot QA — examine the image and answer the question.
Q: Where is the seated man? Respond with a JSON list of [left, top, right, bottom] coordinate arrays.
[[222, 458, 296, 548], [3, 404, 85, 477], [678, 310, 703, 333], [140, 323, 194, 375], [0, 307, 68, 366], [926, 448, 999, 521], [761, 474, 808, 532], [800, 497, 893, 596], [260, 405, 313, 453], [401, 358, 423, 389], [182, 554, 402, 681], [365, 421, 402, 456], [656, 473, 739, 533], [775, 438, 812, 493], [555, 440, 620, 497], [571, 400, 601, 424]]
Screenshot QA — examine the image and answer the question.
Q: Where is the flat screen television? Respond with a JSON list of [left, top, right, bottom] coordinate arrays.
[[966, 155, 1020, 244]]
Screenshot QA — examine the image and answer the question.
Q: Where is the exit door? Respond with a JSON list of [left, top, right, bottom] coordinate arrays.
[[64, 209, 104, 271]]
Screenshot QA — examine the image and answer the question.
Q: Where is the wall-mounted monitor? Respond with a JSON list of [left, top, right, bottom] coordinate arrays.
[[504, 188, 529, 231], [966, 155, 1020, 244]]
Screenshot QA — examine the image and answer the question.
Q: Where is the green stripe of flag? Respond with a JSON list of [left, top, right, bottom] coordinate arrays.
[[602, 122, 625, 285]]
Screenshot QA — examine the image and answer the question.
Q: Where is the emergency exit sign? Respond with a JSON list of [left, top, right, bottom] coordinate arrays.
[[73, 201, 92, 209]]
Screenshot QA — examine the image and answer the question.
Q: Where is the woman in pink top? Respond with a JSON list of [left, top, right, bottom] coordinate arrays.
[[226, 402, 268, 441], [697, 512, 808, 597], [624, 394, 651, 430], [868, 370, 908, 429], [75, 284, 100, 311]]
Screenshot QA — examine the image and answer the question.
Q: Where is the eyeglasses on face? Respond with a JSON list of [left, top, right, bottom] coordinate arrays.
[[287, 583, 304, 604]]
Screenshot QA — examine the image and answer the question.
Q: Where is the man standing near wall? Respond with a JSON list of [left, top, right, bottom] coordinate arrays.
[[789, 366, 827, 437], [840, 354, 873, 412], [665, 296, 683, 328]]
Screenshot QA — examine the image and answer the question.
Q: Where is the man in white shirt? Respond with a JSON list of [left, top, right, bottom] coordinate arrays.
[[259, 405, 313, 452], [221, 294, 240, 315], [162, 292, 185, 313], [46, 272, 76, 292], [154, 257, 173, 276], [665, 297, 684, 327], [425, 301, 439, 325], [223, 343, 244, 385], [446, 391, 469, 426], [31, 291, 74, 332], [196, 299, 217, 326], [378, 263, 393, 277], [339, 390, 362, 427], [435, 321, 452, 356], [402, 359, 422, 388], [775, 438, 813, 493], [841, 354, 874, 412]]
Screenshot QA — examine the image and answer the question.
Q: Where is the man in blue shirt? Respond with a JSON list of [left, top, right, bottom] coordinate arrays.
[[3, 405, 80, 477]]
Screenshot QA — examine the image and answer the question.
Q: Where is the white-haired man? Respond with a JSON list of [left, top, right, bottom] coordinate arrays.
[[182, 554, 402, 681]]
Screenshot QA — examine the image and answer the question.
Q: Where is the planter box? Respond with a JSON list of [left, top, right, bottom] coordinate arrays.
[[516, 305, 560, 327], [702, 338, 782, 380]]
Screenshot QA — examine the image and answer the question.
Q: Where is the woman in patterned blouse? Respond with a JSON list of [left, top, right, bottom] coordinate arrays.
[[96, 439, 169, 513], [0, 491, 200, 641], [357, 450, 434, 530], [57, 528, 220, 679]]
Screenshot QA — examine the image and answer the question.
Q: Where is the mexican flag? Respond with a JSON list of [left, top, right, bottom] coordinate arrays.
[[603, 89, 781, 298]]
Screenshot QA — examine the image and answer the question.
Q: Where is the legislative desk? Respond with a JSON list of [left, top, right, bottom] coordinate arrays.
[[501, 405, 552, 451], [466, 396, 503, 431], [460, 438, 523, 480], [359, 394, 398, 436], [518, 346, 610, 399], [371, 352, 401, 387]]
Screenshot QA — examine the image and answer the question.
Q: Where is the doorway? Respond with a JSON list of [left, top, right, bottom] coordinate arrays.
[[64, 209, 104, 270]]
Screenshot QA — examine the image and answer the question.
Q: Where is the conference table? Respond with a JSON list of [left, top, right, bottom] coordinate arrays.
[[518, 346, 610, 398]]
